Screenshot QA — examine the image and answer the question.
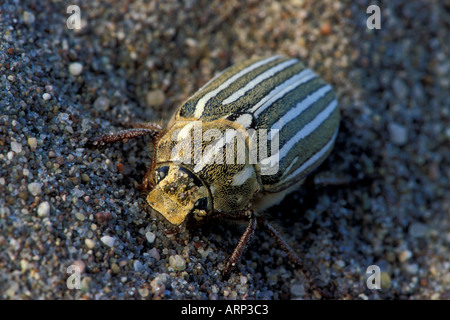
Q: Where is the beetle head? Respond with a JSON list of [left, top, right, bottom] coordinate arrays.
[[147, 164, 212, 225]]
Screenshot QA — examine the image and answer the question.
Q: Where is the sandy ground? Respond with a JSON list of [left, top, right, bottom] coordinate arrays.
[[0, 0, 449, 299]]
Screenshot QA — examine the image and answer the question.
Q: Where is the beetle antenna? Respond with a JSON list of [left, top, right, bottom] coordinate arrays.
[[88, 127, 161, 147]]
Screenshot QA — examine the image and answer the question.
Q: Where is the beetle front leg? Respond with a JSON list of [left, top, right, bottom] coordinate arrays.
[[223, 210, 257, 279]]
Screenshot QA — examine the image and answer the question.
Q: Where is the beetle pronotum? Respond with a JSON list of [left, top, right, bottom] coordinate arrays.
[[93, 55, 339, 280]]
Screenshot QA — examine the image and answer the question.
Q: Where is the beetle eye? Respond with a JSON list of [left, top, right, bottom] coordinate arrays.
[[154, 166, 169, 184], [194, 197, 208, 211]]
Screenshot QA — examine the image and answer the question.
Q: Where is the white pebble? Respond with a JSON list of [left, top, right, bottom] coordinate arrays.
[[11, 141, 22, 153], [145, 231, 156, 243], [37, 201, 50, 217], [42, 93, 51, 101], [69, 62, 83, 76], [23, 11, 35, 25], [398, 249, 413, 262], [85, 239, 96, 249], [27, 182, 42, 196], [169, 255, 186, 271], [100, 235, 115, 248]]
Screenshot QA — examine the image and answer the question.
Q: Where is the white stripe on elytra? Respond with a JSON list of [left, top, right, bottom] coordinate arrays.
[[270, 84, 332, 134], [231, 166, 254, 186], [235, 114, 253, 129], [222, 59, 298, 105], [193, 130, 237, 173], [249, 69, 317, 117], [261, 98, 338, 165], [283, 127, 339, 183], [193, 55, 284, 119], [279, 99, 337, 159], [280, 156, 298, 178]]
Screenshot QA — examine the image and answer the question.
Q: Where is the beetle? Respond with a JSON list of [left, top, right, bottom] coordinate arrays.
[[92, 55, 339, 279]]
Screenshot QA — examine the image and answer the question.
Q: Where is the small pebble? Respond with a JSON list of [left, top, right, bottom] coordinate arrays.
[[392, 78, 408, 100], [75, 212, 85, 221], [381, 272, 391, 289], [27, 137, 37, 150], [146, 89, 165, 107], [11, 142, 22, 153], [134, 260, 144, 272], [69, 62, 83, 76], [408, 222, 428, 238], [150, 278, 165, 296], [72, 188, 85, 198], [267, 273, 278, 285], [431, 293, 440, 300], [111, 263, 121, 274], [358, 293, 369, 300], [93, 96, 110, 111], [333, 259, 346, 270], [169, 255, 186, 271], [405, 264, 419, 274], [388, 122, 408, 146], [398, 249, 413, 262], [23, 11, 35, 25], [80, 277, 92, 293], [145, 231, 156, 243], [290, 283, 305, 297], [37, 201, 50, 217], [320, 21, 332, 35], [27, 182, 42, 196], [138, 287, 150, 297], [42, 93, 51, 101], [148, 248, 160, 261], [85, 239, 96, 249], [100, 236, 115, 248]]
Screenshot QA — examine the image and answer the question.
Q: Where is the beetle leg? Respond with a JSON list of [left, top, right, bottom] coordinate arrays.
[[258, 217, 333, 299], [257, 217, 303, 267], [223, 211, 257, 279]]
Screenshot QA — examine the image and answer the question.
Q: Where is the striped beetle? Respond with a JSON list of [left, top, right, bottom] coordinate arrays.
[[93, 55, 339, 279]]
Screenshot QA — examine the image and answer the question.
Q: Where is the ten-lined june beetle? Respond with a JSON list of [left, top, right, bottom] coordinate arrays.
[[93, 55, 339, 278]]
